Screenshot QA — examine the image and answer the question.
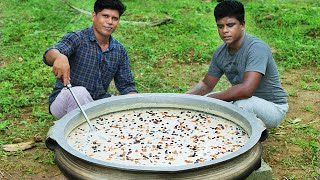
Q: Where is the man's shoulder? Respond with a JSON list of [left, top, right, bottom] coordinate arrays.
[[212, 40, 227, 52], [110, 36, 126, 50], [245, 34, 268, 46], [65, 27, 93, 40], [243, 34, 271, 52], [213, 43, 227, 57], [110, 36, 122, 45]]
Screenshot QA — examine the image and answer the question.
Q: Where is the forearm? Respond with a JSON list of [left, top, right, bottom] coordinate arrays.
[[45, 49, 66, 65], [186, 81, 212, 96], [209, 72, 262, 101], [208, 84, 254, 102]]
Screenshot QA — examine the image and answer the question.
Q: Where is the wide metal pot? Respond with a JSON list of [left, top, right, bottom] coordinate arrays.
[[46, 93, 267, 179]]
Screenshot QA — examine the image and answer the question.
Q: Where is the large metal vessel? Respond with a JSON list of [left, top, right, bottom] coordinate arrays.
[[46, 93, 267, 180]]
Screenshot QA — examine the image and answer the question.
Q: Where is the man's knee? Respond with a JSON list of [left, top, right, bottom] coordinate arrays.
[[72, 86, 90, 96], [50, 86, 93, 119], [233, 99, 254, 112], [70, 86, 93, 105]]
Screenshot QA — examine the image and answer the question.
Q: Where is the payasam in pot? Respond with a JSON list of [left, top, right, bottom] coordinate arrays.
[[46, 93, 267, 180]]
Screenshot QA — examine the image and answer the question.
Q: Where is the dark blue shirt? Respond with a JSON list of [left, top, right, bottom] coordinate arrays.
[[43, 27, 138, 106]]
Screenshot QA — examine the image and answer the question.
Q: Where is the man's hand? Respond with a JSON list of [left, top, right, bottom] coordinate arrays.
[[53, 54, 70, 86], [186, 74, 219, 95], [45, 49, 70, 86]]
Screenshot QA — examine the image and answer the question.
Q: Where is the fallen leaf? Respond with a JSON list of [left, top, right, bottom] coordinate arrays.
[[291, 118, 302, 124], [275, 132, 287, 135], [1, 140, 35, 152], [12, 138, 23, 143], [33, 134, 43, 142]]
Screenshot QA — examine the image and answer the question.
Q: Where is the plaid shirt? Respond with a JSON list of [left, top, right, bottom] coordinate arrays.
[[43, 27, 138, 106]]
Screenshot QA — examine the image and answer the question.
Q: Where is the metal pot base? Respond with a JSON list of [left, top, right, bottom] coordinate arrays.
[[54, 143, 262, 180]]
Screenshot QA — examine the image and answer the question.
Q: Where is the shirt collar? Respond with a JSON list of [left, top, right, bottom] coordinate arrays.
[[89, 26, 115, 50]]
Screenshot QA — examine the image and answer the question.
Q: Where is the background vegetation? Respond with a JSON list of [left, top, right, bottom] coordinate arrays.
[[0, 0, 319, 179]]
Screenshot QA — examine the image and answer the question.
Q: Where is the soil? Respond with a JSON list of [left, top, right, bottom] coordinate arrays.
[[0, 68, 319, 180]]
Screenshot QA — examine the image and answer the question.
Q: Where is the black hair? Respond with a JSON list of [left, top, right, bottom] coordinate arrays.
[[94, 0, 126, 16], [214, 0, 245, 23]]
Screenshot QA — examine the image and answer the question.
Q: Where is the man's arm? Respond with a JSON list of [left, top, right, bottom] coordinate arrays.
[[114, 48, 139, 95], [45, 49, 70, 86], [208, 71, 262, 101], [186, 74, 220, 96]]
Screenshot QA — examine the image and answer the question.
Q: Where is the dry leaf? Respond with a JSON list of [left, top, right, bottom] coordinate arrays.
[[291, 118, 302, 124], [1, 140, 35, 152], [275, 132, 287, 135]]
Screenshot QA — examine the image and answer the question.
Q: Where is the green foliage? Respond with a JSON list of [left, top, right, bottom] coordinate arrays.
[[246, 0, 320, 68], [0, 120, 10, 131]]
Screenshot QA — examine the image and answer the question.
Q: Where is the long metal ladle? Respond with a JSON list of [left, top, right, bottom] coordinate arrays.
[[67, 84, 108, 142], [66, 84, 95, 132]]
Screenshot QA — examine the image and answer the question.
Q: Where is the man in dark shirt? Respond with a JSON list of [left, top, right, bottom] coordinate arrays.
[[186, 0, 288, 128], [43, 0, 138, 119]]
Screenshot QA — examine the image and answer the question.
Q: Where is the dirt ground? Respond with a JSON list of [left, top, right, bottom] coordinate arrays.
[[0, 68, 319, 180], [262, 68, 320, 179]]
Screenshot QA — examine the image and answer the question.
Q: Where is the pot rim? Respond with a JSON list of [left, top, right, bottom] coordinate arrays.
[[46, 93, 266, 172]]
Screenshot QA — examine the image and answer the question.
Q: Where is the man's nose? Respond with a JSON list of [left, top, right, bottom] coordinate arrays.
[[106, 17, 113, 24], [222, 26, 229, 33]]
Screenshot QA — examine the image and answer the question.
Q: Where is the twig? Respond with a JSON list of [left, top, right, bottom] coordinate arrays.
[[0, 170, 4, 178], [0, 169, 12, 179], [135, 81, 149, 91], [61, 0, 172, 26], [61, 0, 91, 15]]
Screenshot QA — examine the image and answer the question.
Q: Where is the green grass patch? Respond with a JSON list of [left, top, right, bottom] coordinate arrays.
[[245, 0, 320, 68]]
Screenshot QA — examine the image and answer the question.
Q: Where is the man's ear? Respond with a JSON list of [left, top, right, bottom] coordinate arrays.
[[92, 12, 96, 22], [241, 21, 245, 30]]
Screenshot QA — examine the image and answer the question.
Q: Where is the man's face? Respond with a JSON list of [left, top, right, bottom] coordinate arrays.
[[92, 9, 120, 38], [216, 16, 245, 47]]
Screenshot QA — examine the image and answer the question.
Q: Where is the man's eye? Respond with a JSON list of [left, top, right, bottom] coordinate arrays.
[[217, 25, 223, 29], [227, 24, 235, 28]]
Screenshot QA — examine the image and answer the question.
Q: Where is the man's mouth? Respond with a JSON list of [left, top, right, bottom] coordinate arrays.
[[104, 27, 112, 30]]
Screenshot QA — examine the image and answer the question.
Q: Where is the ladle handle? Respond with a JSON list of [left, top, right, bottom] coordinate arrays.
[[66, 84, 95, 131]]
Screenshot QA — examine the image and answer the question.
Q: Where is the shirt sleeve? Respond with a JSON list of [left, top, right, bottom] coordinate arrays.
[[245, 42, 270, 75], [114, 47, 138, 94], [208, 45, 224, 78], [42, 32, 80, 66]]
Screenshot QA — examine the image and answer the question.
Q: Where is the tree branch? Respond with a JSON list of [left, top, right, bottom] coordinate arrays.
[[61, 0, 172, 27]]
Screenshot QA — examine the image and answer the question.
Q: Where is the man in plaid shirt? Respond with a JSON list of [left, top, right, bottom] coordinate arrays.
[[43, 0, 138, 119]]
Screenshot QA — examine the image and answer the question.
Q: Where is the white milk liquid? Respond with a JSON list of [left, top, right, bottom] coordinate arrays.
[[67, 108, 249, 167]]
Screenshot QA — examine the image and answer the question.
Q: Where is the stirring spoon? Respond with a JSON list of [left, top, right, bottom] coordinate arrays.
[[66, 84, 107, 141], [67, 84, 95, 131]]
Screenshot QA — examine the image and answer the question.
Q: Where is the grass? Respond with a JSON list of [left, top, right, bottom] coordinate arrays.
[[0, 0, 319, 179], [246, 0, 320, 69]]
